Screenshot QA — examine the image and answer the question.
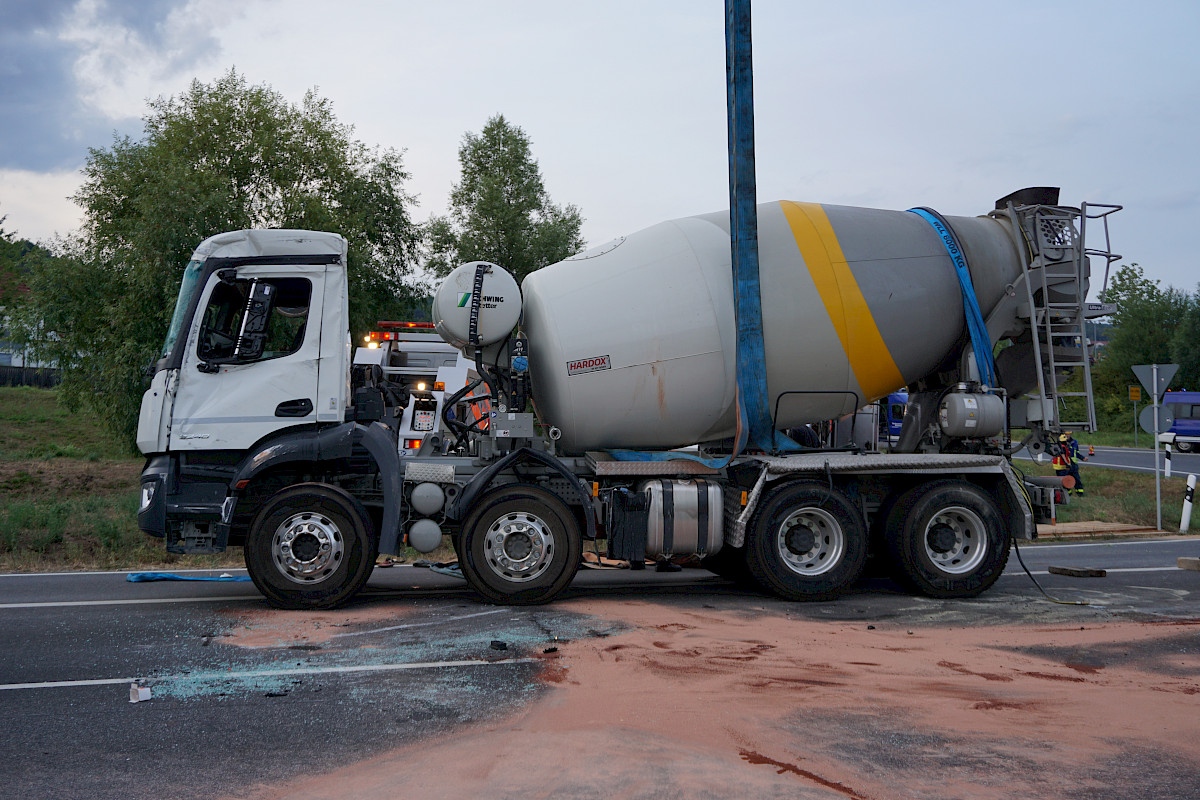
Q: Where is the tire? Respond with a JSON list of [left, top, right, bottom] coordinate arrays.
[[884, 480, 1010, 599], [458, 484, 582, 605], [1176, 441, 1193, 453], [245, 483, 376, 609], [745, 481, 868, 601]]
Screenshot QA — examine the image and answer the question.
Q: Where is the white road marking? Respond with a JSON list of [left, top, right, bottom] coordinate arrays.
[[0, 596, 250, 610], [0, 568, 248, 578], [1023, 538, 1192, 549], [0, 658, 538, 692], [331, 607, 507, 638]]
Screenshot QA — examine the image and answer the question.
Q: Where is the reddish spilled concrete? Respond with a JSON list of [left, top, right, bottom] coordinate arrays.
[[234, 599, 1200, 800]]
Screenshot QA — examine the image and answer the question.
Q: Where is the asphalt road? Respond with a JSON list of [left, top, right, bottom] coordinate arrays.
[[2, 537, 1198, 800], [1016, 443, 1200, 477]]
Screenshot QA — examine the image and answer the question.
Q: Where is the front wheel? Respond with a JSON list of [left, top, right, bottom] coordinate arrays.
[[745, 481, 867, 601], [458, 484, 582, 605], [884, 480, 1010, 598], [245, 483, 376, 609], [1175, 441, 1194, 453]]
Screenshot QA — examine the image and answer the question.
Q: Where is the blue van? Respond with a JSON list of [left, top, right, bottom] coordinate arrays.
[[881, 391, 908, 441], [1163, 391, 1200, 452]]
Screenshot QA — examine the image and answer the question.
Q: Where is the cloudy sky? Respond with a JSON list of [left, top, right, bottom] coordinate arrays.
[[1, 0, 1197, 297]]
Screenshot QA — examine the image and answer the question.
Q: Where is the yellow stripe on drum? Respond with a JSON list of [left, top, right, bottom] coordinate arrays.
[[779, 201, 905, 400]]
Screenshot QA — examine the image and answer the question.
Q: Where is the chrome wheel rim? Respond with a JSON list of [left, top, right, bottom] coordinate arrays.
[[922, 505, 987, 575], [272, 512, 345, 584], [776, 507, 844, 576], [483, 511, 555, 583]]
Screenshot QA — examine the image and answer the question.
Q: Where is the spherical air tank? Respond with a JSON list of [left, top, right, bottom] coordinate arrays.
[[520, 200, 1025, 454]]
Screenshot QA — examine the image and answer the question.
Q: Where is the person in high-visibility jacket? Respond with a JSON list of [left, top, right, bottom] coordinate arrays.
[[1053, 433, 1087, 495]]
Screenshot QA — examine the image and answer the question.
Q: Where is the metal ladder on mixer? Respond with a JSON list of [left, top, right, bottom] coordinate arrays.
[[1012, 202, 1121, 433]]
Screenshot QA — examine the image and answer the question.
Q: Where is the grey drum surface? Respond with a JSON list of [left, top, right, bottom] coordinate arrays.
[[642, 479, 724, 558], [521, 200, 1024, 454]]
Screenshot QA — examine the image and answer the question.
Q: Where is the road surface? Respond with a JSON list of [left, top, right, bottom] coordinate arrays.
[[2, 538, 1197, 799], [1017, 443, 1200, 477]]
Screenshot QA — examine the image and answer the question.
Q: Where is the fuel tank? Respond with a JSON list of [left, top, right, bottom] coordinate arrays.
[[521, 200, 1023, 454]]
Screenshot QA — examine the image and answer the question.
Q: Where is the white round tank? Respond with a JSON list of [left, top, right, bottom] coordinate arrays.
[[520, 200, 1023, 454], [432, 261, 522, 350]]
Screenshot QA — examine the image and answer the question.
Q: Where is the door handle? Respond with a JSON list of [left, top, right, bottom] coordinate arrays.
[[275, 399, 314, 417]]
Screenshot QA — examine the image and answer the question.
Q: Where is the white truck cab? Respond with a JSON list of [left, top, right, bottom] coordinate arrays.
[[137, 229, 350, 455]]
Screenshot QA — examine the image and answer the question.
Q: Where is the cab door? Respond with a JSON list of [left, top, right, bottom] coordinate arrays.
[[169, 264, 326, 451]]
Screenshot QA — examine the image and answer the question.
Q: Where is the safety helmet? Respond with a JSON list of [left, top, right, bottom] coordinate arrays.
[[1059, 434, 1070, 442]]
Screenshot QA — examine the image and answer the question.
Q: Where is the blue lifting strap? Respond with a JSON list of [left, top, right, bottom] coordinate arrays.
[[909, 208, 997, 387], [726, 0, 798, 454]]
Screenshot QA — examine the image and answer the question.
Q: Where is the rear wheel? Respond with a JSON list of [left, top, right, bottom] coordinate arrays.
[[1176, 441, 1193, 453], [745, 481, 867, 601], [884, 480, 1010, 598], [245, 483, 376, 609], [459, 484, 582, 605]]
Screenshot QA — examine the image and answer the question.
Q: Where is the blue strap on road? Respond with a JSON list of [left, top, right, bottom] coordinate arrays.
[[126, 572, 252, 582], [909, 207, 997, 387]]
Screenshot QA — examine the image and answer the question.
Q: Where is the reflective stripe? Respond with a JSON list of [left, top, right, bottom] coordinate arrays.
[[779, 201, 905, 399]]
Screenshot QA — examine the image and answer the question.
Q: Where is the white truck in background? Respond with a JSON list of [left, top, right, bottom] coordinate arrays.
[[136, 189, 1119, 609]]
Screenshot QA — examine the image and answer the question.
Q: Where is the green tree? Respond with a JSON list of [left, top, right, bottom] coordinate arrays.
[[1093, 264, 1193, 425], [0, 213, 30, 306], [0, 215, 61, 365], [1170, 291, 1200, 390], [29, 70, 422, 446], [425, 114, 584, 285]]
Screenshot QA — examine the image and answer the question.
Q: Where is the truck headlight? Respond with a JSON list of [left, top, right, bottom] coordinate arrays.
[[140, 482, 157, 513]]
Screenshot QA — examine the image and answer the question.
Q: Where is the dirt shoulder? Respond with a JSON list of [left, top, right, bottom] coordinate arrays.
[[0, 458, 140, 500]]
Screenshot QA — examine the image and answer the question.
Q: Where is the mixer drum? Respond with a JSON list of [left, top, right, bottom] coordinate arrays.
[[520, 200, 1022, 454]]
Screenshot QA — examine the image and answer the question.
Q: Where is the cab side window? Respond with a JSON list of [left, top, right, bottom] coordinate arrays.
[[197, 277, 312, 363]]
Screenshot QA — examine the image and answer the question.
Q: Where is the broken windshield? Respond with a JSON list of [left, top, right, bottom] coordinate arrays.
[[160, 260, 205, 360]]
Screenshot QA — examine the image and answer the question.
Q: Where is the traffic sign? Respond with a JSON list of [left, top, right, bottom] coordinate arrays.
[[1131, 364, 1179, 400], [1139, 404, 1175, 435], [1128, 385, 1141, 402]]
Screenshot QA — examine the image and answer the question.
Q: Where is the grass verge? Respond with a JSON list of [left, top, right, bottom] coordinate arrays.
[[1012, 458, 1199, 531], [0, 387, 246, 572]]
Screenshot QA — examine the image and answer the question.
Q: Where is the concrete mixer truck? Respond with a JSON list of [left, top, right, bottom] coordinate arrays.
[[135, 188, 1120, 609]]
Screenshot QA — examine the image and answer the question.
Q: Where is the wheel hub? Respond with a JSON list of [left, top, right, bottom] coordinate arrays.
[[785, 527, 817, 556], [922, 506, 988, 575], [776, 508, 844, 577], [484, 512, 554, 583], [927, 524, 957, 554], [503, 532, 535, 561], [272, 513, 344, 584], [291, 531, 321, 562]]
